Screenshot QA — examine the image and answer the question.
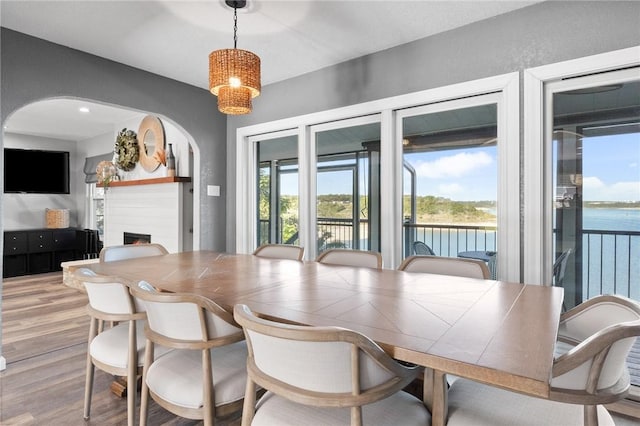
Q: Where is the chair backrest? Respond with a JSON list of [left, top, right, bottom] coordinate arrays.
[[315, 249, 382, 269], [130, 286, 243, 344], [553, 248, 572, 286], [73, 268, 144, 317], [398, 255, 490, 279], [233, 304, 419, 408], [551, 295, 640, 404], [413, 241, 435, 256], [253, 243, 304, 261], [99, 243, 168, 262]]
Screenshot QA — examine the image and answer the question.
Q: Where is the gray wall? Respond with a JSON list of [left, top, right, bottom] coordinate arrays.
[[225, 0, 640, 252], [1, 28, 227, 250], [0, 28, 227, 364]]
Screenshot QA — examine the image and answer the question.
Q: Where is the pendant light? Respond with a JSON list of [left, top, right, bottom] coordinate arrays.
[[209, 0, 261, 115]]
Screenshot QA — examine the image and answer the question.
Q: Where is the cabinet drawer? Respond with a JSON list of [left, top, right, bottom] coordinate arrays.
[[4, 232, 28, 254], [28, 231, 54, 252], [53, 229, 78, 250]]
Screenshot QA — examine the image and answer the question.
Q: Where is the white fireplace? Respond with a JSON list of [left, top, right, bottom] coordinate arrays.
[[103, 177, 193, 253]]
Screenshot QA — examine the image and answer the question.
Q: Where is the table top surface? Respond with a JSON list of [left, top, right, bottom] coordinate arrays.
[[88, 250, 563, 398]]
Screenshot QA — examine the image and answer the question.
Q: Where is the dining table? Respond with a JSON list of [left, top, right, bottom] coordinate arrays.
[[86, 250, 564, 426]]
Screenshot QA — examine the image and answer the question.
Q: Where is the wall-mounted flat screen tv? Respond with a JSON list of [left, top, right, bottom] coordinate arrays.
[[4, 148, 71, 194]]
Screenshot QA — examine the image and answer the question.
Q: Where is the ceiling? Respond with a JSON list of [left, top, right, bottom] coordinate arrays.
[[1, 0, 542, 141]]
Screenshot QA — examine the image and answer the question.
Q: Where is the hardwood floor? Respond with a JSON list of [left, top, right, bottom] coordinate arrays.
[[0, 272, 241, 425], [2, 272, 639, 425]]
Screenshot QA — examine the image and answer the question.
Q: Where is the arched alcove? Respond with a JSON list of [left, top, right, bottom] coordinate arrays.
[[2, 97, 200, 251]]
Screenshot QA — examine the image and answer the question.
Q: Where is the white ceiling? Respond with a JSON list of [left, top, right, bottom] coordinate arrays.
[[1, 0, 542, 141]]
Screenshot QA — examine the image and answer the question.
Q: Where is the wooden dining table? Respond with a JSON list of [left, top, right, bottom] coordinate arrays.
[[87, 250, 564, 426]]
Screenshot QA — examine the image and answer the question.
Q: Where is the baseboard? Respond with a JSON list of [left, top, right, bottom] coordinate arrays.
[[0, 356, 6, 371]]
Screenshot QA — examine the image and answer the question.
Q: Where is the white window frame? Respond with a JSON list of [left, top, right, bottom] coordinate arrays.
[[309, 115, 382, 261], [237, 72, 519, 279], [523, 46, 640, 285], [394, 92, 514, 279]]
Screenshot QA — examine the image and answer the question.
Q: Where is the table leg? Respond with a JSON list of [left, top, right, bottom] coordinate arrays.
[[423, 369, 448, 426]]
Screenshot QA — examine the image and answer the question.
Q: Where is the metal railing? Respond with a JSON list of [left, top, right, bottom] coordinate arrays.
[[260, 218, 638, 301], [403, 220, 497, 257], [581, 229, 640, 301]]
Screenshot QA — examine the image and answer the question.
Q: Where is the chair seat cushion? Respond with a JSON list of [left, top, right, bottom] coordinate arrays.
[[146, 340, 248, 409], [90, 321, 146, 369], [251, 390, 430, 426], [447, 378, 614, 426]]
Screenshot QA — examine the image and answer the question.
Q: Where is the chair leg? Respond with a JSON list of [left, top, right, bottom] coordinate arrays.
[[139, 340, 154, 426], [584, 405, 599, 426], [241, 379, 256, 426], [84, 319, 98, 420], [127, 321, 137, 426]]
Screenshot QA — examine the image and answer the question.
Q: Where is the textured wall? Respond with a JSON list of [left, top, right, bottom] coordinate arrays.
[[1, 28, 227, 252], [225, 0, 640, 252]]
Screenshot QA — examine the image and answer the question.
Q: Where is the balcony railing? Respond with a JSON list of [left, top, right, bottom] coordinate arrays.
[[260, 218, 639, 301], [581, 229, 640, 301]]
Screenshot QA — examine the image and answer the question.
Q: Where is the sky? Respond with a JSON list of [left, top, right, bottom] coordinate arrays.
[[581, 133, 640, 202], [282, 131, 639, 203]]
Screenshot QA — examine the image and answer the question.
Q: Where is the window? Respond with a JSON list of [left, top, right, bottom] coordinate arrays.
[[237, 72, 519, 275]]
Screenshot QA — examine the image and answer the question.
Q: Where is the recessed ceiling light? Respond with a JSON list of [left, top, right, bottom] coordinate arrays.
[[79, 106, 91, 113]]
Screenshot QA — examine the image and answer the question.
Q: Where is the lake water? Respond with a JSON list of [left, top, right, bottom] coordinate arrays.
[[409, 208, 639, 300]]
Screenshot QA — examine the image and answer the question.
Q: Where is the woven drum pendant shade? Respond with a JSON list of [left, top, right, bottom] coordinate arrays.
[[218, 86, 252, 115], [209, 48, 261, 114]]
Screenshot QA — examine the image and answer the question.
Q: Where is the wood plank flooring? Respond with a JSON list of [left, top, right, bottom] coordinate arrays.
[[0, 272, 241, 425], [2, 272, 639, 425]]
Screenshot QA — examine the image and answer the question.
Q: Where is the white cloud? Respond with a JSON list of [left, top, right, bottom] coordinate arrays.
[[583, 176, 640, 201], [437, 183, 464, 195], [414, 151, 493, 179]]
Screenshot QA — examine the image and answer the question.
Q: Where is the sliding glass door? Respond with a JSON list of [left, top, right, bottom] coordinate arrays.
[[311, 117, 381, 259], [255, 132, 299, 247], [396, 95, 502, 278], [548, 74, 640, 309]]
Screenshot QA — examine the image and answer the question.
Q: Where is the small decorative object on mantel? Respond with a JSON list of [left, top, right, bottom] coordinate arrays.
[[96, 160, 117, 189], [166, 143, 176, 177], [114, 128, 139, 171]]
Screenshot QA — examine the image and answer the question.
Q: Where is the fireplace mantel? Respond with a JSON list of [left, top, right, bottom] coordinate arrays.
[[99, 176, 191, 188]]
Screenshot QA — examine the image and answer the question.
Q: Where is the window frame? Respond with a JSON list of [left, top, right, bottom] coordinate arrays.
[[236, 72, 519, 278]]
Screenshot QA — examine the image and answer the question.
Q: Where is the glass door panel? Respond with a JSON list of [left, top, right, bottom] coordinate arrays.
[[256, 134, 299, 247], [552, 80, 640, 310], [314, 120, 381, 256], [400, 103, 498, 277]]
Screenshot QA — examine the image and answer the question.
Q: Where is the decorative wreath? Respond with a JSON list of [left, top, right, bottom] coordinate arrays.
[[114, 128, 139, 171]]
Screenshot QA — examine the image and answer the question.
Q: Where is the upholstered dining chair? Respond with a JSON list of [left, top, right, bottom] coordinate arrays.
[[446, 294, 640, 426], [99, 243, 168, 262], [130, 286, 249, 426], [398, 255, 490, 279], [75, 268, 164, 426], [315, 248, 383, 269], [253, 243, 304, 261], [233, 304, 431, 426]]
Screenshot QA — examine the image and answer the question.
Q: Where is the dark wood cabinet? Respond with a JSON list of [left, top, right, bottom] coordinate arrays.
[[3, 228, 82, 278]]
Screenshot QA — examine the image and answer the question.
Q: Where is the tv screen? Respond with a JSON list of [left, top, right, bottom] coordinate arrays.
[[4, 148, 71, 194]]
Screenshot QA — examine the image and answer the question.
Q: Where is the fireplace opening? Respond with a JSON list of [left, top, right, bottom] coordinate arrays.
[[124, 232, 151, 245]]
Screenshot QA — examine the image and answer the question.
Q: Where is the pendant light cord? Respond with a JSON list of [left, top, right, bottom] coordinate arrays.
[[233, 4, 238, 49]]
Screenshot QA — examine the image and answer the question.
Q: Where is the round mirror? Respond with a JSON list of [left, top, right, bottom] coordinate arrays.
[[144, 130, 156, 158], [137, 115, 165, 172]]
